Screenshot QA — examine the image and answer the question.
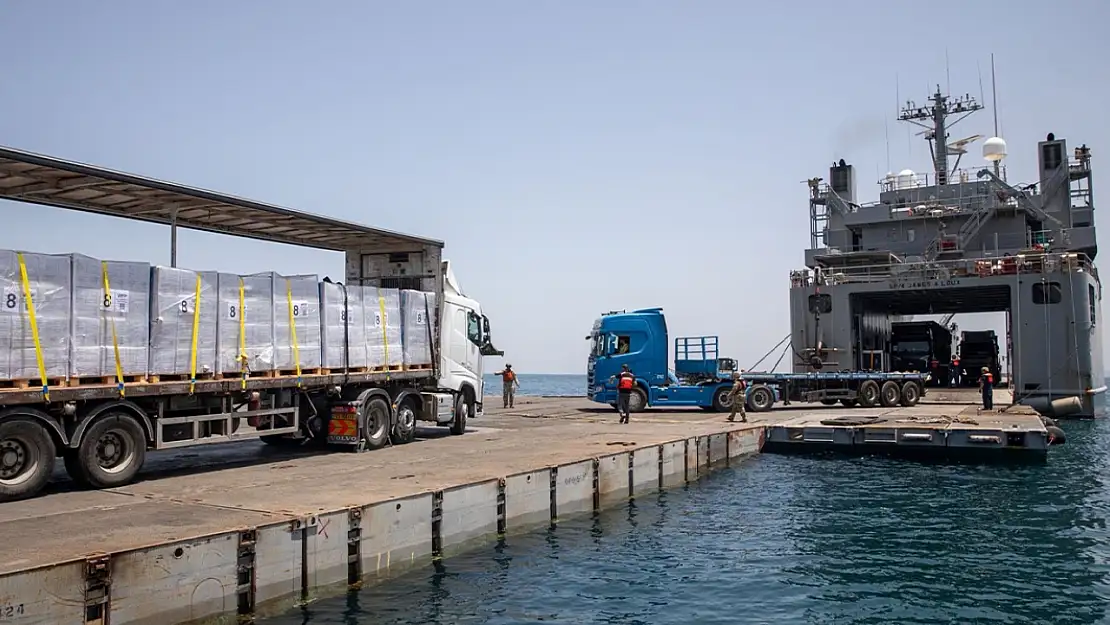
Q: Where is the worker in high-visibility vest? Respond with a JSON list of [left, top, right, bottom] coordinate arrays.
[[494, 364, 519, 409], [609, 364, 636, 424], [950, 355, 961, 387], [978, 366, 994, 410]]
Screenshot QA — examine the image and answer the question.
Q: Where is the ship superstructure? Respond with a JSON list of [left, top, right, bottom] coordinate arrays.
[[789, 82, 1103, 417]]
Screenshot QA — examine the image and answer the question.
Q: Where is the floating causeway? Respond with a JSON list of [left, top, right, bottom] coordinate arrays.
[[0, 391, 1046, 624]]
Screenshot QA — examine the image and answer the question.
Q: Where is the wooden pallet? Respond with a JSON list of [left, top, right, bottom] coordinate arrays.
[[270, 368, 326, 378], [322, 367, 374, 375], [376, 364, 404, 372], [0, 377, 66, 391], [66, 374, 148, 387], [402, 364, 433, 371], [146, 372, 218, 383]]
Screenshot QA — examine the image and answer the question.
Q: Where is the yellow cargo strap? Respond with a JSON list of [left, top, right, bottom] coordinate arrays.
[[237, 278, 248, 390], [285, 279, 302, 387], [101, 261, 125, 397], [188, 274, 202, 394], [16, 253, 50, 402], [378, 292, 390, 379]]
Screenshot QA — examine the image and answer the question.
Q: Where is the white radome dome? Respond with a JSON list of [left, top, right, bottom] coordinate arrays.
[[983, 136, 1008, 162], [896, 169, 917, 189]]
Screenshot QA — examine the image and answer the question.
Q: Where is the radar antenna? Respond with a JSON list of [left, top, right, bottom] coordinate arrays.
[[898, 85, 983, 186]]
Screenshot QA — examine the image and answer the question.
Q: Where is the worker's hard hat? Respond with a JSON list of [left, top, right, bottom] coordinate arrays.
[[981, 367, 989, 372], [621, 363, 630, 369]]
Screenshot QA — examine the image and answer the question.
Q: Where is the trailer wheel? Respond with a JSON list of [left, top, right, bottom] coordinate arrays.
[[72, 412, 147, 489], [839, 399, 859, 407], [820, 399, 838, 406], [879, 381, 901, 408], [747, 385, 775, 412], [858, 380, 880, 407], [628, 388, 648, 413], [449, 394, 469, 435], [711, 387, 733, 412], [900, 382, 921, 407], [392, 398, 418, 444], [361, 397, 391, 450], [0, 418, 56, 501]]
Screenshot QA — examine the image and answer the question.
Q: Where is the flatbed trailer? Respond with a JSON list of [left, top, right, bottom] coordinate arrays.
[[740, 371, 930, 412], [0, 145, 500, 502]]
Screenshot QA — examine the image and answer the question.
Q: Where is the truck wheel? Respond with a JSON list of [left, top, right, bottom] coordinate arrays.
[[449, 394, 469, 435], [73, 412, 147, 489], [0, 418, 56, 501], [628, 388, 648, 413], [858, 380, 880, 407], [820, 399, 838, 406], [711, 387, 733, 412], [900, 382, 921, 407], [361, 397, 391, 450], [747, 385, 775, 412], [879, 381, 901, 407], [392, 399, 418, 444]]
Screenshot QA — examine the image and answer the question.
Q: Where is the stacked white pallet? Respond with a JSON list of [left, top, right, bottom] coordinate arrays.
[[319, 281, 369, 370], [368, 286, 403, 370], [0, 250, 71, 382], [251, 272, 322, 372], [148, 266, 219, 380], [400, 289, 436, 368], [215, 273, 275, 376], [69, 254, 150, 381]]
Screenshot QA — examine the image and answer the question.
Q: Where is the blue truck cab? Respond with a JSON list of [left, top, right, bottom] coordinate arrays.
[[585, 308, 752, 413]]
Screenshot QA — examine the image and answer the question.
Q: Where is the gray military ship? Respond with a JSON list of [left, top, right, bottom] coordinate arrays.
[[789, 81, 1103, 417]]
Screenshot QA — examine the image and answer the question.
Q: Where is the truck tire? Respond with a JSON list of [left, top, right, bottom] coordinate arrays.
[[879, 381, 901, 408], [72, 412, 147, 489], [0, 418, 56, 502], [900, 382, 921, 407], [361, 396, 391, 450], [449, 394, 469, 435], [628, 388, 648, 413], [711, 387, 732, 412], [747, 385, 775, 412], [820, 399, 838, 406], [392, 398, 418, 444], [858, 380, 880, 407]]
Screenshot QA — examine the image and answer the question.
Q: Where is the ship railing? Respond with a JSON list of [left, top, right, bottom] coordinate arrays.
[[789, 251, 1095, 288], [877, 166, 1008, 193]]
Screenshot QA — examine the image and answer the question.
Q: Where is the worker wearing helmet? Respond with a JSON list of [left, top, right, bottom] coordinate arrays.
[[727, 370, 748, 423], [495, 364, 519, 409], [978, 366, 994, 410]]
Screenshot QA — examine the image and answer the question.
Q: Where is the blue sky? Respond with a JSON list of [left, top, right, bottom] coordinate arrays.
[[1, 1, 1106, 373]]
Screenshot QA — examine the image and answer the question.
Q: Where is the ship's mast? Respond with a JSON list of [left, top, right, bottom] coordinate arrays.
[[898, 85, 983, 185]]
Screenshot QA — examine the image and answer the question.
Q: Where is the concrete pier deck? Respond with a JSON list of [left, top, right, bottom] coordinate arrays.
[[0, 390, 1045, 625]]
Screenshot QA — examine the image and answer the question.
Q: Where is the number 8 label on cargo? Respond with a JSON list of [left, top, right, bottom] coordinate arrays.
[[227, 302, 247, 319], [101, 289, 130, 314]]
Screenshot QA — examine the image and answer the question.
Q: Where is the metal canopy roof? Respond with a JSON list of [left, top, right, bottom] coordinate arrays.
[[0, 145, 443, 251]]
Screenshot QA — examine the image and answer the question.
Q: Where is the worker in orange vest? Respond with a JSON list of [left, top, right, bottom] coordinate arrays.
[[950, 355, 961, 387], [495, 364, 519, 409], [978, 366, 994, 410], [609, 363, 636, 424]]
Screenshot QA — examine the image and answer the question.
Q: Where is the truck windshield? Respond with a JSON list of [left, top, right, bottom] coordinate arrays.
[[892, 341, 930, 354], [591, 334, 606, 357]]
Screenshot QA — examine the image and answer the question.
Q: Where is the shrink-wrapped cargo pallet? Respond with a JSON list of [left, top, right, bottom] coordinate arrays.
[[215, 273, 275, 375], [251, 272, 322, 372], [367, 287, 403, 369], [0, 250, 71, 381], [319, 281, 368, 370], [149, 266, 218, 378], [69, 254, 151, 379], [400, 289, 436, 368]]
